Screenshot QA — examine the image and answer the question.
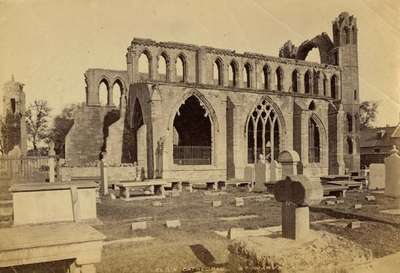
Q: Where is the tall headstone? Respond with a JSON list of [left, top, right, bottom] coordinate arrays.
[[270, 160, 282, 182], [384, 146, 400, 198], [254, 161, 270, 191], [368, 163, 385, 190]]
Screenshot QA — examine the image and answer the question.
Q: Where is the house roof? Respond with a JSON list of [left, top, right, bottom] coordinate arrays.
[[360, 125, 399, 148]]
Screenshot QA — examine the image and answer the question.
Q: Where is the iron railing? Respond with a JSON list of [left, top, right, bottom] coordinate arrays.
[[0, 156, 49, 183], [173, 146, 211, 165]]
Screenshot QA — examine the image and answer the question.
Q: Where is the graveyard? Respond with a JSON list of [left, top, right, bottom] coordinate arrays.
[[1, 5, 400, 273]]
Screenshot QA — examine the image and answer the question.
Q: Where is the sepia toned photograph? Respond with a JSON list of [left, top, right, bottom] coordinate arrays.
[[0, 0, 399, 272]]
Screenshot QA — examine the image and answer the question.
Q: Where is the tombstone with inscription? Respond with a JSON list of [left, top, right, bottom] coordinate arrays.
[[270, 160, 282, 182], [384, 146, 400, 198]]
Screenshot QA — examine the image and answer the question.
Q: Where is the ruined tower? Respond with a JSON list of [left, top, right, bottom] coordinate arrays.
[[1, 76, 27, 155], [332, 12, 360, 172]]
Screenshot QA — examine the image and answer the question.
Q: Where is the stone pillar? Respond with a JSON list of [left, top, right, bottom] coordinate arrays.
[[282, 203, 310, 240], [150, 55, 157, 81], [48, 142, 56, 183], [336, 105, 345, 174], [197, 47, 208, 85], [300, 110, 310, 165], [126, 50, 134, 84], [298, 71, 304, 94], [107, 85, 113, 106], [100, 152, 108, 196], [274, 176, 323, 240]]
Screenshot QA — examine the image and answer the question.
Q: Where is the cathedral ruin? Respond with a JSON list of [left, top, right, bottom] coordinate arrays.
[[65, 12, 360, 181]]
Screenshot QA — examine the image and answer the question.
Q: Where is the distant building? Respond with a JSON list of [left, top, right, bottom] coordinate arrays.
[[360, 121, 400, 168], [0, 76, 27, 156]]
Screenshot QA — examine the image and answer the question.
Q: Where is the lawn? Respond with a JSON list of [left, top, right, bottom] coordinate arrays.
[[92, 187, 400, 273]]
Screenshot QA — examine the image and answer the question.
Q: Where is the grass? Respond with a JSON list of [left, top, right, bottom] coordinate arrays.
[[93, 187, 400, 273]]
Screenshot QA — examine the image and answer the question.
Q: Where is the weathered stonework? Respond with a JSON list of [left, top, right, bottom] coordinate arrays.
[[65, 12, 360, 180]]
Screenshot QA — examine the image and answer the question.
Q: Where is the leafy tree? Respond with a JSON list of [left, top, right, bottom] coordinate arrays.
[[25, 100, 51, 152], [359, 101, 378, 129], [0, 110, 21, 155]]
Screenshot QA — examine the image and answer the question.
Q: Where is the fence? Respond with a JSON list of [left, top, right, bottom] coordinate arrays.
[[0, 156, 50, 184], [173, 146, 211, 165]]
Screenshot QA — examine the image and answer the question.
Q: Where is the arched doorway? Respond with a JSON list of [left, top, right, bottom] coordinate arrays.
[[247, 99, 280, 163], [173, 95, 212, 165]]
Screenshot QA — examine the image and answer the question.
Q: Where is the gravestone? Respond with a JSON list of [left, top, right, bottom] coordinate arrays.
[[166, 219, 181, 228], [274, 175, 323, 240], [384, 146, 400, 198], [278, 150, 300, 177], [254, 162, 270, 191], [270, 160, 282, 182], [212, 200, 222, 208], [368, 163, 385, 190], [235, 197, 244, 207], [131, 221, 147, 231]]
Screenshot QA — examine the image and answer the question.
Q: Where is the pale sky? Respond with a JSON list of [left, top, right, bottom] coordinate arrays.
[[0, 0, 399, 126]]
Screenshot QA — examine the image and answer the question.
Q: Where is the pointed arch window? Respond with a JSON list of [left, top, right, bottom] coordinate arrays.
[[276, 67, 283, 91], [176, 54, 186, 82], [331, 75, 338, 99], [347, 137, 353, 154], [304, 70, 312, 94], [309, 118, 320, 163], [228, 61, 238, 87], [213, 59, 223, 86], [263, 64, 270, 90], [292, 70, 298, 93], [243, 63, 252, 88], [138, 51, 151, 80], [247, 99, 280, 163]]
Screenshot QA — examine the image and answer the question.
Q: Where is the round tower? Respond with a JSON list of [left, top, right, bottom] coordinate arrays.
[[1, 75, 27, 155]]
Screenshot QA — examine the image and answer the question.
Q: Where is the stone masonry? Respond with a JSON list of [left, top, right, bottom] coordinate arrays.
[[65, 12, 360, 181]]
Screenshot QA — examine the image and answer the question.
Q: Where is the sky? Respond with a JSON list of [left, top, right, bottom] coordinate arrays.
[[0, 0, 399, 126]]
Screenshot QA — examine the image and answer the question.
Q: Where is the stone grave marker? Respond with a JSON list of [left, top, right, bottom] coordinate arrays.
[[131, 221, 147, 231], [336, 199, 345, 204], [365, 195, 376, 202], [171, 190, 180, 197], [212, 200, 222, 208], [254, 161, 270, 192], [166, 219, 181, 228], [354, 204, 362, 209], [270, 160, 282, 182], [384, 146, 400, 199], [228, 227, 246, 239], [347, 221, 361, 229], [235, 197, 244, 207], [274, 175, 323, 240], [152, 201, 162, 207], [368, 163, 385, 190]]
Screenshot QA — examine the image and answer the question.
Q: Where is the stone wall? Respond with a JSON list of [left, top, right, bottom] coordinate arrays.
[[65, 105, 114, 166], [128, 82, 331, 181], [59, 165, 137, 182]]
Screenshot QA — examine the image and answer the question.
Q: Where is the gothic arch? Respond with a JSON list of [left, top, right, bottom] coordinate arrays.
[[296, 33, 334, 64], [167, 89, 219, 132], [244, 96, 286, 163], [176, 52, 187, 82], [309, 113, 327, 163], [213, 57, 224, 86]]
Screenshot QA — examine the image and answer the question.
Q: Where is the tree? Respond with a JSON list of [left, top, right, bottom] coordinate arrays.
[[48, 103, 83, 157], [359, 101, 378, 129], [0, 110, 21, 155], [25, 100, 51, 152]]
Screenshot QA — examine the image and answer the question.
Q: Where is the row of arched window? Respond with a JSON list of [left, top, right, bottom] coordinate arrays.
[[98, 79, 124, 107], [135, 50, 339, 99], [138, 51, 187, 82]]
